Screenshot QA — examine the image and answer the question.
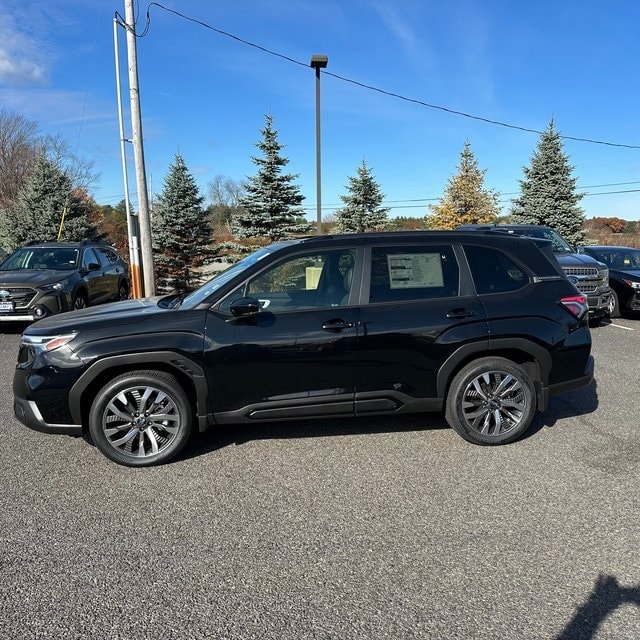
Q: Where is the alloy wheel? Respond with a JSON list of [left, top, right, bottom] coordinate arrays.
[[460, 370, 527, 438], [100, 384, 182, 460]]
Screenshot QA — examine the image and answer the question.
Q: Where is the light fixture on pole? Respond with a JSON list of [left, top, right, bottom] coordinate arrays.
[[310, 54, 328, 235]]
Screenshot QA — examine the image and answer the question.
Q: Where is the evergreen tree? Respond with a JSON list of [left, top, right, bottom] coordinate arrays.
[[427, 141, 499, 230], [152, 154, 212, 293], [511, 119, 585, 245], [0, 153, 97, 251], [232, 114, 310, 241], [335, 159, 389, 233]]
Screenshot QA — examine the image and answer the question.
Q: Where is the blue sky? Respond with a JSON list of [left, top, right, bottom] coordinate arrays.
[[2, 0, 639, 221]]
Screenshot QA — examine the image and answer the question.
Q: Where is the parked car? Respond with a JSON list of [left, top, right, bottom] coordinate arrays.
[[581, 245, 640, 317], [457, 224, 612, 324], [13, 231, 594, 467], [0, 240, 130, 322]]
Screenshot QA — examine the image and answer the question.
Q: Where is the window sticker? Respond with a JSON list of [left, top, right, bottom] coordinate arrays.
[[387, 253, 444, 289]]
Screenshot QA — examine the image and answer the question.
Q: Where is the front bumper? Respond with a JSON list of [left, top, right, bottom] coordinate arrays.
[[0, 291, 70, 322], [587, 290, 612, 317], [626, 292, 640, 312], [13, 396, 82, 436]]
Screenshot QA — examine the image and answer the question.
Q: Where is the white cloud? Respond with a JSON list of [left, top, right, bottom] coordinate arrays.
[[0, 47, 46, 84], [0, 8, 49, 85]]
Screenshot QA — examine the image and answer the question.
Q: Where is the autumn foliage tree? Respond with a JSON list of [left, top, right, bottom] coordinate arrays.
[[427, 141, 499, 230]]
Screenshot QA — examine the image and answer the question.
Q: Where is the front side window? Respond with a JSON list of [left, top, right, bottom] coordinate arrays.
[[464, 245, 529, 294], [82, 248, 100, 270], [219, 249, 356, 313], [369, 246, 459, 303]]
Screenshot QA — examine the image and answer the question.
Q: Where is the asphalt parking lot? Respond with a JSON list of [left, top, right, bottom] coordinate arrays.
[[0, 319, 638, 640]]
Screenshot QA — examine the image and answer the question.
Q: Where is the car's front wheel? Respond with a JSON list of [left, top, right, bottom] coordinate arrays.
[[608, 290, 620, 318], [445, 357, 536, 445], [88, 370, 193, 467], [72, 292, 87, 311]]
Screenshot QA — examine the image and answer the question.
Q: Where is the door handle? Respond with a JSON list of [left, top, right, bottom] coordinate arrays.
[[322, 319, 355, 332], [446, 308, 477, 319]]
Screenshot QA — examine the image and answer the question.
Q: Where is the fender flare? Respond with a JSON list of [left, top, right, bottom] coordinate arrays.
[[436, 338, 552, 399], [68, 351, 208, 430]]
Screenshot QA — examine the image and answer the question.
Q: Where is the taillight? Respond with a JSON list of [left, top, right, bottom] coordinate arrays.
[[560, 295, 588, 318]]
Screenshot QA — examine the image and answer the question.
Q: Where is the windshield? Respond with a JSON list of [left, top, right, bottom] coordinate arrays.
[[587, 247, 640, 270], [181, 245, 279, 307], [0, 247, 79, 271], [512, 228, 574, 254]]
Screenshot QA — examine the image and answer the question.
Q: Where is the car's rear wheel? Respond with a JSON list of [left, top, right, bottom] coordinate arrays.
[[88, 370, 193, 467], [445, 357, 536, 445], [118, 281, 129, 301], [608, 290, 620, 318]]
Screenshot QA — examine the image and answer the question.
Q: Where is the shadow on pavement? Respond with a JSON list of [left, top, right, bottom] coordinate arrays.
[[179, 380, 599, 463], [555, 573, 640, 640]]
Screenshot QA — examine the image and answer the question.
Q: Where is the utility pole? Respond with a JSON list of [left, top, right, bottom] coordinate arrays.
[[123, 0, 155, 296], [113, 16, 142, 299]]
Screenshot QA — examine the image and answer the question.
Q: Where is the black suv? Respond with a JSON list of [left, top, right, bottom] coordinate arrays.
[[457, 224, 611, 323], [0, 240, 130, 322], [13, 232, 594, 467]]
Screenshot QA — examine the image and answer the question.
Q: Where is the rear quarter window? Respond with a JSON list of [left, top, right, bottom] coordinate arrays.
[[463, 245, 529, 294]]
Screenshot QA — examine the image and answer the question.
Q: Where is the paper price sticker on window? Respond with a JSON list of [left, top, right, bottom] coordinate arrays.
[[387, 253, 444, 289]]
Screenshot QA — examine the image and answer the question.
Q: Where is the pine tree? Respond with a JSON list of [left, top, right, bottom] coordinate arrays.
[[335, 159, 389, 233], [232, 114, 310, 241], [511, 120, 585, 245], [0, 153, 98, 251], [427, 141, 499, 230], [152, 154, 212, 293]]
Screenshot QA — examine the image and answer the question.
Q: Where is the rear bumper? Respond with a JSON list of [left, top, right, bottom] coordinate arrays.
[[543, 354, 595, 407], [13, 396, 82, 436]]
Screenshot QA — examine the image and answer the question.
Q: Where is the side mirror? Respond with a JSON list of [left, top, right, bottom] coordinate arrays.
[[576, 245, 585, 254], [87, 262, 101, 271], [230, 296, 261, 317]]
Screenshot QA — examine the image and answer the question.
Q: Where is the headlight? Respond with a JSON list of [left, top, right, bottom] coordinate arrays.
[[20, 333, 77, 352], [623, 279, 640, 291], [600, 268, 609, 285], [40, 279, 69, 292]]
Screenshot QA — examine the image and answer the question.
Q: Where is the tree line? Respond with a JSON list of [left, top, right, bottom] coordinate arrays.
[[0, 107, 631, 294]]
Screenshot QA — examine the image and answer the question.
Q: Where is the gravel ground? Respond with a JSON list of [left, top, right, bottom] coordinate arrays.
[[0, 319, 638, 640]]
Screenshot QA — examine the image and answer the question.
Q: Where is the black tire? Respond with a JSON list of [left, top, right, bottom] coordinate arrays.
[[608, 290, 620, 319], [88, 370, 193, 467], [118, 281, 129, 301], [445, 357, 536, 445], [72, 292, 87, 311]]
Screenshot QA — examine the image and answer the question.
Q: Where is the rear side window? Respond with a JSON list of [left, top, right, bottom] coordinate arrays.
[[464, 245, 529, 294], [369, 246, 459, 303], [96, 247, 120, 266]]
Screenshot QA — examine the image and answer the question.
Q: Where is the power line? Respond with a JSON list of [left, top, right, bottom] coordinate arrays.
[[140, 2, 640, 150]]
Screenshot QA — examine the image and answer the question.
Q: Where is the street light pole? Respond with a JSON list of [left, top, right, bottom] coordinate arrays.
[[310, 54, 328, 235]]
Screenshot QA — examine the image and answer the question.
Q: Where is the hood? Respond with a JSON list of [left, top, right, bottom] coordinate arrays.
[[555, 253, 607, 269], [0, 269, 72, 286], [612, 268, 640, 279], [24, 297, 167, 334]]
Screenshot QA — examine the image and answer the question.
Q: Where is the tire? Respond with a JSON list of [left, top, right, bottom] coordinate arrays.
[[88, 370, 193, 467], [445, 357, 536, 445], [118, 281, 129, 301], [72, 292, 87, 311], [608, 290, 620, 319]]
